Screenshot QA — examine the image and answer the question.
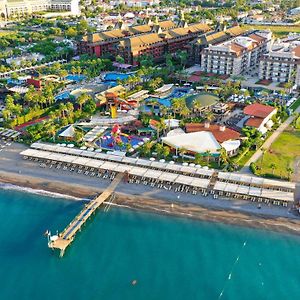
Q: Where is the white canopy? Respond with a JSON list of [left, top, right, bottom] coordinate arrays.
[[59, 125, 75, 138], [162, 131, 221, 154]]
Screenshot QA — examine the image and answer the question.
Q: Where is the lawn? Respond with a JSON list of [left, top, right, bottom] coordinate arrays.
[[290, 98, 300, 111], [0, 30, 16, 37], [241, 24, 300, 37], [256, 128, 300, 180]]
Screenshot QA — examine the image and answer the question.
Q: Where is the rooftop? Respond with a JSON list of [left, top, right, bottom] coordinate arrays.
[[185, 123, 240, 143], [244, 103, 276, 119]]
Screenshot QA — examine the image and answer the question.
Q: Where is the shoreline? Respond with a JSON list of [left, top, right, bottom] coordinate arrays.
[[1, 171, 300, 235]]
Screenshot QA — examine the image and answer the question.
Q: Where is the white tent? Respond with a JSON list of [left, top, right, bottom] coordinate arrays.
[[162, 131, 221, 154], [59, 125, 75, 139]]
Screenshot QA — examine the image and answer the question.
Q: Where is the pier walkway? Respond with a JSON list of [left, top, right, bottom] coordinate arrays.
[[48, 173, 124, 256]]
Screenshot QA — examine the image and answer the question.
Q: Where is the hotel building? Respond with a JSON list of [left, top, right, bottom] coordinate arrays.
[[0, 0, 80, 18], [259, 42, 300, 87], [78, 17, 211, 65], [200, 30, 272, 76]]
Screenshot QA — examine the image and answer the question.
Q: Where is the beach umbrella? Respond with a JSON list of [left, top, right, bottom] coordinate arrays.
[[159, 159, 165, 163], [169, 161, 175, 164], [61, 143, 67, 147], [95, 149, 102, 152], [182, 162, 188, 166], [150, 157, 155, 161], [203, 166, 209, 170], [196, 164, 201, 168], [189, 163, 195, 167], [80, 146, 87, 150]]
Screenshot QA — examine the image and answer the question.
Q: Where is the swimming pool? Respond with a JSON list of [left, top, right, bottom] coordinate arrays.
[[104, 73, 134, 82], [55, 91, 70, 101], [143, 88, 191, 111], [66, 75, 86, 82]]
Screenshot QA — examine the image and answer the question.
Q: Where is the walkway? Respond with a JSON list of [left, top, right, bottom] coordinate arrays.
[[240, 106, 300, 174], [48, 173, 124, 257]]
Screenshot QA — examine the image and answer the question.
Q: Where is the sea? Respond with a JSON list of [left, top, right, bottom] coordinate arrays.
[[1, 187, 300, 300]]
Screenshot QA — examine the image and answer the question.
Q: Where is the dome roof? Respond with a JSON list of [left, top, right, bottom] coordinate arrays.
[[185, 93, 219, 109]]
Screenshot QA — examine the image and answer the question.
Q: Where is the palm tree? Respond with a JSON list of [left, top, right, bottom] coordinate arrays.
[[179, 147, 187, 160], [218, 148, 228, 167], [204, 111, 214, 123], [155, 143, 164, 158], [260, 148, 266, 170], [193, 99, 203, 115], [180, 105, 190, 119], [163, 146, 170, 158], [286, 167, 293, 180], [270, 163, 276, 175], [171, 97, 185, 117], [205, 150, 211, 164]]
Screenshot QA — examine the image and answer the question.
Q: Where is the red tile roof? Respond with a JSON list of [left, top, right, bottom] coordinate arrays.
[[185, 123, 240, 143], [245, 117, 264, 128], [248, 33, 265, 43], [188, 75, 200, 82], [243, 103, 276, 119]]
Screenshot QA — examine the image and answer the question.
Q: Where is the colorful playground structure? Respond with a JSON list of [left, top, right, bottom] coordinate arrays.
[[96, 124, 144, 151]]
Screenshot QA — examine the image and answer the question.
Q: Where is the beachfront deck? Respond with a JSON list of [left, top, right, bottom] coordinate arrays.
[[48, 173, 124, 257]]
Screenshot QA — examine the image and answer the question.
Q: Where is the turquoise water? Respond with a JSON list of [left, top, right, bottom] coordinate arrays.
[[1, 188, 300, 300]]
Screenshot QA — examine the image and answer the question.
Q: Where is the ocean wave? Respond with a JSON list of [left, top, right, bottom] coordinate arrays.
[[0, 182, 86, 201]]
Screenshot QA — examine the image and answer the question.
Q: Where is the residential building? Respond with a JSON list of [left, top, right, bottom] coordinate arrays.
[[109, 0, 160, 7], [200, 30, 272, 76], [259, 41, 300, 87], [0, 0, 80, 18], [243, 103, 277, 134]]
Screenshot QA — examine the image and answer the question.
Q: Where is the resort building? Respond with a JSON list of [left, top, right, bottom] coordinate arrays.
[[78, 16, 211, 65], [185, 122, 241, 157], [200, 30, 272, 76], [188, 25, 246, 64], [258, 42, 300, 87], [161, 131, 221, 156], [0, 0, 80, 18], [243, 103, 277, 134]]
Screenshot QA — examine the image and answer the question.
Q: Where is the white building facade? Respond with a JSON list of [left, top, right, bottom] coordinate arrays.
[[259, 42, 300, 87], [200, 30, 272, 76], [0, 0, 80, 18]]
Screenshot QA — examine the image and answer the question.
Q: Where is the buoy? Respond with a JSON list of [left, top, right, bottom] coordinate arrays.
[[132, 280, 137, 285]]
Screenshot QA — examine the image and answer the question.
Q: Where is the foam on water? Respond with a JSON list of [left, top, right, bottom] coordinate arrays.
[[0, 182, 84, 201]]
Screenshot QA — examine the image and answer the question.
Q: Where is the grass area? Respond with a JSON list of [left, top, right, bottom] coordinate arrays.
[[290, 98, 300, 111], [256, 128, 300, 179], [241, 24, 300, 37], [234, 149, 256, 169], [0, 30, 16, 37]]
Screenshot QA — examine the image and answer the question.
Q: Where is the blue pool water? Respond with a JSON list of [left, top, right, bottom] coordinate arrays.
[[96, 131, 143, 151], [55, 91, 70, 101], [66, 75, 86, 82], [2, 188, 300, 300], [104, 73, 133, 82], [142, 88, 190, 112]]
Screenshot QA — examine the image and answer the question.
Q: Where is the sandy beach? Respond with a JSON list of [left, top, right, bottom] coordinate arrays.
[[2, 169, 300, 235]]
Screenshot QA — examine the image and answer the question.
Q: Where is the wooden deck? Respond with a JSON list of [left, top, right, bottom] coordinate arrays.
[[48, 173, 124, 256]]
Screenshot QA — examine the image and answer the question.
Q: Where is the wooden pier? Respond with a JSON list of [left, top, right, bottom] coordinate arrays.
[[48, 173, 124, 257]]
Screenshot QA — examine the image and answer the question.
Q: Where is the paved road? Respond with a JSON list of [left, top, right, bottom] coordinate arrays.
[[240, 106, 300, 174]]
